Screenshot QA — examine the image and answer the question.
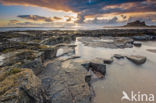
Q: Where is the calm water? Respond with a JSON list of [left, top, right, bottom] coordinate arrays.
[[75, 37, 156, 103], [0, 27, 65, 32], [0, 55, 5, 66], [0, 27, 156, 32], [0, 26, 103, 32]]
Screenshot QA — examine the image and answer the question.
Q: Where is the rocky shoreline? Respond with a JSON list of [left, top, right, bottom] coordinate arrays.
[[0, 29, 156, 103]]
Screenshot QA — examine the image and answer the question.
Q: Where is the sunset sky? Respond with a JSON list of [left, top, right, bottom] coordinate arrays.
[[0, 0, 156, 27]]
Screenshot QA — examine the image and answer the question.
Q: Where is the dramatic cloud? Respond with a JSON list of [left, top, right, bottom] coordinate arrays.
[[1, 0, 156, 25], [1, 0, 155, 15], [17, 15, 62, 22], [86, 16, 122, 25], [8, 21, 75, 28], [85, 13, 156, 26], [76, 0, 156, 23], [16, 22, 36, 26], [9, 20, 20, 24], [0, 0, 70, 11]]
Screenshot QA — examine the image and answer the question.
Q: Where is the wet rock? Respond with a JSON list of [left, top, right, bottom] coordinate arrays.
[[132, 35, 152, 41], [78, 37, 134, 49], [22, 58, 44, 75], [133, 42, 142, 47], [126, 55, 146, 64], [114, 54, 124, 59], [0, 68, 49, 103], [67, 44, 77, 48], [83, 62, 106, 78], [41, 77, 53, 92], [103, 58, 113, 64], [1, 50, 39, 67], [39, 60, 92, 103], [114, 37, 133, 48], [61, 56, 81, 62], [85, 75, 92, 86], [147, 49, 156, 53], [41, 47, 57, 61], [81, 63, 90, 71], [40, 35, 75, 45]]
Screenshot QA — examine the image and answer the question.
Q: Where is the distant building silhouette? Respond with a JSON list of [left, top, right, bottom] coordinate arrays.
[[124, 20, 147, 27]]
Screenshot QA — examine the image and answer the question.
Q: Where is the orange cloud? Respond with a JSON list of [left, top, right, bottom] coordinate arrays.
[[17, 15, 63, 22], [0, 0, 70, 11], [9, 20, 20, 24], [1, 0, 156, 25]]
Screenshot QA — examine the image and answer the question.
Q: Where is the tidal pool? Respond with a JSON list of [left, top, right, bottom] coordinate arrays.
[[75, 37, 156, 103], [0, 55, 5, 66]]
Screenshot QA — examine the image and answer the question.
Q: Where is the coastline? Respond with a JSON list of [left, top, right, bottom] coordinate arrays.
[[0, 29, 156, 103]]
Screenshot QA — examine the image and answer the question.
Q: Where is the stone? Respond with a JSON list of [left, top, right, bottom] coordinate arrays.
[[126, 55, 146, 64], [85, 75, 92, 86], [103, 58, 113, 64], [83, 62, 106, 78], [132, 35, 151, 41], [133, 42, 142, 47], [114, 54, 124, 59], [1, 28, 156, 103], [39, 60, 92, 103], [0, 68, 49, 103]]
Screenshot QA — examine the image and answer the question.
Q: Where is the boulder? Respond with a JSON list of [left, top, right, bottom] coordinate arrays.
[[126, 55, 146, 64], [82, 62, 106, 78], [114, 54, 124, 59], [133, 42, 142, 47], [90, 62, 106, 76], [114, 37, 133, 48], [0, 68, 49, 103], [103, 58, 113, 64]]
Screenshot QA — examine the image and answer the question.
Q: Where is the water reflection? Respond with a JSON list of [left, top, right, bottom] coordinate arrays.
[[75, 37, 156, 103], [0, 55, 5, 66]]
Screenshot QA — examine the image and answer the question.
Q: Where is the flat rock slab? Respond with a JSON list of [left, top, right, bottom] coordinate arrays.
[[126, 55, 146, 65], [0, 68, 49, 103], [39, 59, 92, 103], [114, 54, 124, 59], [77, 37, 133, 49]]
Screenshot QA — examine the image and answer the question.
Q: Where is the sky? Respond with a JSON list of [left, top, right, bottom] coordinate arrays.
[[0, 0, 156, 27]]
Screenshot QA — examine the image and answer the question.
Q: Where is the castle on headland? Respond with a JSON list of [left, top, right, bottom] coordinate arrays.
[[124, 20, 147, 27]]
